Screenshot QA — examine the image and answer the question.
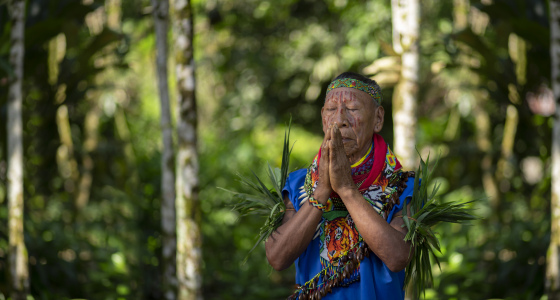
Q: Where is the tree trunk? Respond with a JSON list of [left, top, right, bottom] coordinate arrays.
[[172, 0, 202, 299], [472, 93, 500, 208], [546, 1, 560, 298], [76, 104, 101, 210], [391, 0, 419, 171], [7, 0, 29, 299], [392, 1, 419, 298], [153, 0, 178, 299], [55, 105, 80, 195], [76, 6, 108, 211]]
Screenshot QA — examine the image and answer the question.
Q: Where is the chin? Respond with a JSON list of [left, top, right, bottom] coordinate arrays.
[[344, 148, 358, 158]]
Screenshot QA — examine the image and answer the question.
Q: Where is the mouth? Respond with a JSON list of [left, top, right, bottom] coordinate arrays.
[[342, 138, 353, 143]]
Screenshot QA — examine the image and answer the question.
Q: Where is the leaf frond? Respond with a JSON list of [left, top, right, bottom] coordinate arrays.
[[404, 150, 480, 296], [223, 120, 294, 262]]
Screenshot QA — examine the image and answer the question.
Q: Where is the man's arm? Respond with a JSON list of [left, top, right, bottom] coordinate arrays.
[[265, 127, 334, 271], [264, 189, 329, 271], [337, 188, 412, 272]]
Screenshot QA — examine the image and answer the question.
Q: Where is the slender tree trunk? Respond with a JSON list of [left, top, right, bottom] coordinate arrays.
[[55, 105, 80, 194], [391, 0, 419, 171], [546, 1, 560, 298], [77, 0, 126, 211], [75, 95, 105, 213], [7, 0, 28, 299], [49, 33, 79, 196], [472, 94, 500, 208], [457, 1, 501, 208], [392, 1, 419, 298], [172, 0, 202, 299], [496, 105, 518, 183], [76, 104, 101, 210], [76, 7, 105, 211], [153, 0, 178, 299]]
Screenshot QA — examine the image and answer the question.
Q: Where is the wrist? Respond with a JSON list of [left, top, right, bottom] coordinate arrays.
[[313, 188, 331, 205], [308, 195, 326, 212], [338, 186, 359, 199]]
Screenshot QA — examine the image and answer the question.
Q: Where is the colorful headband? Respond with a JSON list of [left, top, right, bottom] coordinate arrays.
[[326, 78, 382, 105]]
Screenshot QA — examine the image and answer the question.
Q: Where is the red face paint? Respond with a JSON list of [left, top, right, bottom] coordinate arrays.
[[323, 87, 380, 163]]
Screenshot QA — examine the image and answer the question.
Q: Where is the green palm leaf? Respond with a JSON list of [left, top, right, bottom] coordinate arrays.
[[403, 151, 479, 296], [223, 119, 294, 260]]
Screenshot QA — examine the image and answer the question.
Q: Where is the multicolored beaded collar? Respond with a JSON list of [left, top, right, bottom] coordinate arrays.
[[326, 78, 382, 105]]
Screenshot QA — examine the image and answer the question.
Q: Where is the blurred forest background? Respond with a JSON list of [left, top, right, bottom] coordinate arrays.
[[0, 0, 556, 299]]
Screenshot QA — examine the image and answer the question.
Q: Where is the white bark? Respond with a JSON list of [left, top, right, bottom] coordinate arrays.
[[75, 0, 110, 211], [153, 0, 178, 299], [7, 0, 28, 299], [547, 1, 560, 298], [496, 105, 518, 184], [172, 0, 202, 299], [472, 93, 500, 206], [76, 103, 100, 210], [55, 105, 80, 193], [391, 0, 419, 171]]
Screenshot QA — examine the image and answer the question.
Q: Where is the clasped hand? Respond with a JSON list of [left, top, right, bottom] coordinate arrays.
[[315, 123, 356, 203]]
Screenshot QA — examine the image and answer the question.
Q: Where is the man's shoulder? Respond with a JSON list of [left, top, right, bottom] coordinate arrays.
[[284, 169, 307, 192], [283, 169, 307, 206], [288, 168, 307, 180], [399, 174, 418, 200]]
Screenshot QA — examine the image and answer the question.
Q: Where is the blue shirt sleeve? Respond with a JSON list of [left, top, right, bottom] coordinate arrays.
[[386, 177, 417, 223], [282, 169, 308, 212]]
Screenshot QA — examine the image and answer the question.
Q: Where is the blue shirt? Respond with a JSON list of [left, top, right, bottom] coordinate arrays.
[[282, 169, 415, 300]]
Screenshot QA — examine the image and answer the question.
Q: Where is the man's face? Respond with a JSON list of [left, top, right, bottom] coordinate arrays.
[[321, 87, 384, 161]]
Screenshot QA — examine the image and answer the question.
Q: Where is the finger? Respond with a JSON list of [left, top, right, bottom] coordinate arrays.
[[322, 125, 331, 155], [324, 142, 329, 165], [329, 140, 334, 165], [328, 139, 336, 162], [321, 138, 328, 155], [337, 129, 345, 150], [334, 123, 343, 144], [329, 140, 338, 174], [326, 123, 332, 141], [330, 123, 336, 142], [330, 124, 341, 150], [323, 123, 330, 141]]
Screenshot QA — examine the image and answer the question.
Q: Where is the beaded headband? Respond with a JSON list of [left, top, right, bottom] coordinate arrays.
[[326, 78, 382, 105]]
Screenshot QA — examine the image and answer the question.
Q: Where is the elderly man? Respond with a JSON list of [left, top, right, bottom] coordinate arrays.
[[265, 72, 415, 299]]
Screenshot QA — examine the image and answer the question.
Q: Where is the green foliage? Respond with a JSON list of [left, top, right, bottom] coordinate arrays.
[[0, 0, 554, 299], [226, 121, 292, 260], [403, 153, 478, 297]]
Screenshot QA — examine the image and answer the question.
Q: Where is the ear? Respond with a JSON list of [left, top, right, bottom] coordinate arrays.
[[373, 105, 384, 133]]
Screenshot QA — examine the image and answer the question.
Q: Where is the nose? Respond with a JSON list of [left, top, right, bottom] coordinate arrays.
[[333, 107, 350, 128]]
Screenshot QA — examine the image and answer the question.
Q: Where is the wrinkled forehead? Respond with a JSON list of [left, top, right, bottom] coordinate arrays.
[[324, 87, 375, 107]]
